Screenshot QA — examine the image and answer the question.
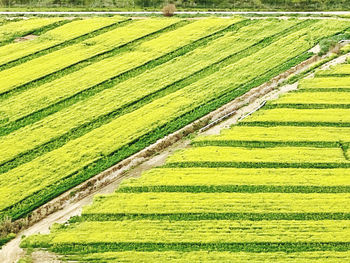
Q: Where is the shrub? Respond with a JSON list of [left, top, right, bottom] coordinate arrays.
[[162, 4, 176, 17]]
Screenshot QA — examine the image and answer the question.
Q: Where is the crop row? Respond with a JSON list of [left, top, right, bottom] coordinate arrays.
[[118, 167, 350, 189], [166, 146, 347, 164], [269, 91, 350, 105], [0, 16, 127, 70], [193, 126, 350, 144], [316, 64, 350, 77], [0, 17, 64, 46], [0, 18, 242, 130], [241, 108, 350, 124], [0, 18, 183, 96], [299, 76, 350, 90], [63, 251, 350, 263], [22, 220, 350, 246], [0, 19, 298, 171], [81, 192, 350, 216]]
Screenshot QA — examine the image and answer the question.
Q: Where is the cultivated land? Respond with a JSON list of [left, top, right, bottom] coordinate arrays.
[[20, 59, 350, 261], [1, 14, 350, 258]]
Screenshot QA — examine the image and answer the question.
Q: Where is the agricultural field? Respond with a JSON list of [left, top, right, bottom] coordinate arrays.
[[1, 15, 350, 252], [20, 59, 350, 261]]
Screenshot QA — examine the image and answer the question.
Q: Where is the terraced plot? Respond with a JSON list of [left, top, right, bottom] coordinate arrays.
[[21, 52, 350, 261], [1, 17, 350, 238]]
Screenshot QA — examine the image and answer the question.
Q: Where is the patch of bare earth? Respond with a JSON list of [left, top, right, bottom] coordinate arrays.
[[14, 35, 37, 43]]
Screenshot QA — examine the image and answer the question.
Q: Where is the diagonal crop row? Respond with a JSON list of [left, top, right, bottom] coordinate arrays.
[[0, 16, 129, 71], [0, 17, 67, 46], [0, 19, 306, 174], [0, 18, 186, 97], [0, 18, 249, 134]]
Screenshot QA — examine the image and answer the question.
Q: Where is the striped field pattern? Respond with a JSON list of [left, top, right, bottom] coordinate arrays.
[[20, 42, 350, 260], [1, 16, 350, 252]]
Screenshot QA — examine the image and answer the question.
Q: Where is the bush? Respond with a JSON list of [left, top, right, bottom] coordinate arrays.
[[162, 4, 176, 17]]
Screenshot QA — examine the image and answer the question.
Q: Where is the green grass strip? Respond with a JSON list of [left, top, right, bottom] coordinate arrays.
[[0, 18, 131, 71], [61, 251, 350, 263], [315, 73, 350, 77], [117, 185, 350, 193], [77, 213, 350, 221], [49, 242, 350, 254], [163, 162, 350, 169]]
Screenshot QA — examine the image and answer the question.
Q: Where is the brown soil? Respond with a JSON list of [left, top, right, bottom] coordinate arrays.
[[14, 34, 37, 42]]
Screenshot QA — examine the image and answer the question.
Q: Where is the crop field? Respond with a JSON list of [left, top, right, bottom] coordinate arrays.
[[1, 15, 350, 248], [20, 50, 350, 260]]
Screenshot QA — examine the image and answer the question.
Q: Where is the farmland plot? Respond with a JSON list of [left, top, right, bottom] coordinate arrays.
[[0, 17, 65, 46], [21, 47, 350, 261], [0, 17, 350, 248]]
